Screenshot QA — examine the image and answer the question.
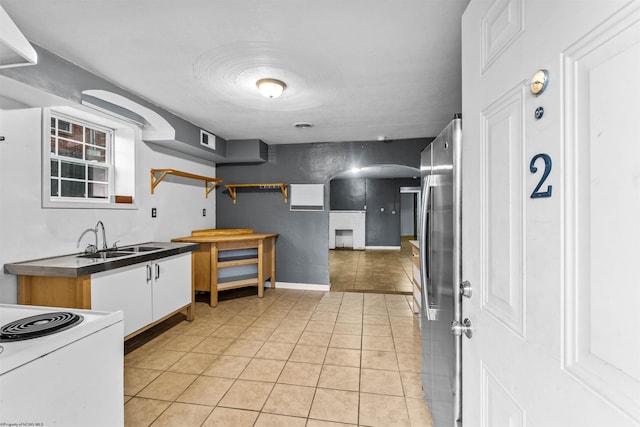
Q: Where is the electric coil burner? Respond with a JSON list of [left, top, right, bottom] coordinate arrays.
[[0, 311, 83, 342], [0, 304, 123, 425]]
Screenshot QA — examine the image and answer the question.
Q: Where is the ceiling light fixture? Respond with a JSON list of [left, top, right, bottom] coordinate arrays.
[[256, 78, 286, 99]]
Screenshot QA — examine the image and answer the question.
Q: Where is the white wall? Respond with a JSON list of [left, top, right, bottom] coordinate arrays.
[[400, 192, 415, 236], [329, 211, 366, 250], [0, 107, 217, 303]]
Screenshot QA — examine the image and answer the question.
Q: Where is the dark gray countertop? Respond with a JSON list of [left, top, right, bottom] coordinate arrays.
[[3, 242, 199, 278]]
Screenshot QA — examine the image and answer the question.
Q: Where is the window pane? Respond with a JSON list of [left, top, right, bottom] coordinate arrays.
[[51, 159, 59, 177], [85, 146, 106, 163], [60, 180, 85, 198], [58, 121, 83, 142], [88, 183, 108, 199], [88, 165, 108, 182], [94, 130, 107, 147], [51, 117, 55, 129], [85, 129, 107, 148], [58, 139, 83, 159], [60, 161, 85, 180], [51, 179, 59, 197], [50, 136, 56, 154]]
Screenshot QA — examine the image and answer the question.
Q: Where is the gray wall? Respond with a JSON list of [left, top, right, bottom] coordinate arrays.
[[330, 178, 420, 246], [216, 139, 430, 285]]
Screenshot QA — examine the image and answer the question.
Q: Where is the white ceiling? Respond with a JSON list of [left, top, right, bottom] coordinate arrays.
[[1, 0, 469, 145]]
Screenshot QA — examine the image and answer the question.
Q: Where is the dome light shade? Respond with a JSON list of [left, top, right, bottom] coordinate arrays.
[[256, 78, 286, 98]]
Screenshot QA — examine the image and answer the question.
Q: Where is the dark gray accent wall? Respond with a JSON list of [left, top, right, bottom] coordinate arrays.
[[216, 139, 431, 285], [330, 179, 366, 210], [330, 178, 420, 246]]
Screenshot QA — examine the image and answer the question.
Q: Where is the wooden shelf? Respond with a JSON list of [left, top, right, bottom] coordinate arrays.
[[224, 183, 288, 204], [217, 274, 260, 291], [218, 257, 259, 268], [151, 169, 222, 198]]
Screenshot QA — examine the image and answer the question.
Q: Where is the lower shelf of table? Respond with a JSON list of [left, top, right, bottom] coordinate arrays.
[[217, 274, 260, 291]]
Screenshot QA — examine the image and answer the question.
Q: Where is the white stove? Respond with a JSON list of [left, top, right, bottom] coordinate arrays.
[[0, 304, 124, 427]]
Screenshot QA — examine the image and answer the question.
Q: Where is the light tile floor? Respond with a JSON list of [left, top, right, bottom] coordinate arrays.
[[329, 237, 415, 293], [124, 288, 433, 426]]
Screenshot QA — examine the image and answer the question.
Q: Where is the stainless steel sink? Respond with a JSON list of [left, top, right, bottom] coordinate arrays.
[[119, 246, 163, 253], [77, 251, 132, 260]]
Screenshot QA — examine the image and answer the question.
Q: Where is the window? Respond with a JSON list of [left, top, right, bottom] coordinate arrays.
[[43, 107, 136, 209], [49, 114, 113, 201]]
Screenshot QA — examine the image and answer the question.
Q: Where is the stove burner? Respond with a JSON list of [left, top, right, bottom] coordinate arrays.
[[0, 312, 83, 342]]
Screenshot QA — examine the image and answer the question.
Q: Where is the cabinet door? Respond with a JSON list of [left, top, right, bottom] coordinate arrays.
[[91, 263, 152, 337], [152, 253, 191, 322]]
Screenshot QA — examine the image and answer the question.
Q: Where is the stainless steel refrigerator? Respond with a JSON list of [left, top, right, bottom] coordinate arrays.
[[419, 115, 463, 427]]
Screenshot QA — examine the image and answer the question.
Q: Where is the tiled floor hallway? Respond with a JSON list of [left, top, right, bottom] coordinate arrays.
[[124, 288, 432, 426], [329, 237, 415, 293]]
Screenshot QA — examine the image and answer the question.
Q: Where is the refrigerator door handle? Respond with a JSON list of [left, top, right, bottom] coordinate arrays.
[[419, 175, 435, 320]]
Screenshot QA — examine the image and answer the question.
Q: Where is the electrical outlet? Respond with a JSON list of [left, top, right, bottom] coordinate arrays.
[[202, 208, 206, 217], [151, 208, 157, 218]]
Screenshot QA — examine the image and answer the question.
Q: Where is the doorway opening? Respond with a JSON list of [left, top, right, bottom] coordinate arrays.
[[328, 166, 419, 293]]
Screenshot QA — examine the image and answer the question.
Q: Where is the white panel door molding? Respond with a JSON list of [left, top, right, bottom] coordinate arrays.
[[481, 0, 524, 72], [563, 2, 640, 421], [482, 363, 525, 427], [480, 83, 526, 338]]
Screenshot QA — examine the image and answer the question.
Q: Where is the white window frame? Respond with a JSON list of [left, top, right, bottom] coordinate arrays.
[[49, 112, 114, 203], [42, 107, 137, 209]]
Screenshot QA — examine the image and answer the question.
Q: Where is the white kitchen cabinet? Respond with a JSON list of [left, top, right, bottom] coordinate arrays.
[[91, 262, 151, 337], [150, 253, 191, 322], [91, 253, 191, 337]]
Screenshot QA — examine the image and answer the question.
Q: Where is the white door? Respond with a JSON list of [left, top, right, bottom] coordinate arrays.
[[462, 0, 640, 426]]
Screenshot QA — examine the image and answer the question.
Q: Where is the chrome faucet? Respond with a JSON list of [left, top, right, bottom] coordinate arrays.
[[95, 220, 108, 250]]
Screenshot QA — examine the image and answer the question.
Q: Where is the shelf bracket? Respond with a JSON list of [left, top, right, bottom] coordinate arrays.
[[227, 186, 238, 204]]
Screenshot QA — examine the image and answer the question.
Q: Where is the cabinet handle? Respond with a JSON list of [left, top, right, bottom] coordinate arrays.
[[155, 263, 160, 280], [146, 264, 152, 282]]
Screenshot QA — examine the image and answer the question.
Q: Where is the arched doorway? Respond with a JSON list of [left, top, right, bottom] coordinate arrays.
[[328, 164, 420, 293]]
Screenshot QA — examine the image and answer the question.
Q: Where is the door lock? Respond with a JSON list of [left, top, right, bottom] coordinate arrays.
[[460, 281, 472, 298], [451, 318, 473, 338]]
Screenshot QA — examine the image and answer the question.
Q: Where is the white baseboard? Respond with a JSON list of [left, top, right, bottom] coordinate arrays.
[[265, 281, 330, 292], [364, 246, 401, 250]]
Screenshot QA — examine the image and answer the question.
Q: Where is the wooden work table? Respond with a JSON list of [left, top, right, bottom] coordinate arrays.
[[172, 232, 278, 306]]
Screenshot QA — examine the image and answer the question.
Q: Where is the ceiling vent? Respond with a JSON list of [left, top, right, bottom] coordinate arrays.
[[200, 130, 216, 151], [294, 122, 313, 128]]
